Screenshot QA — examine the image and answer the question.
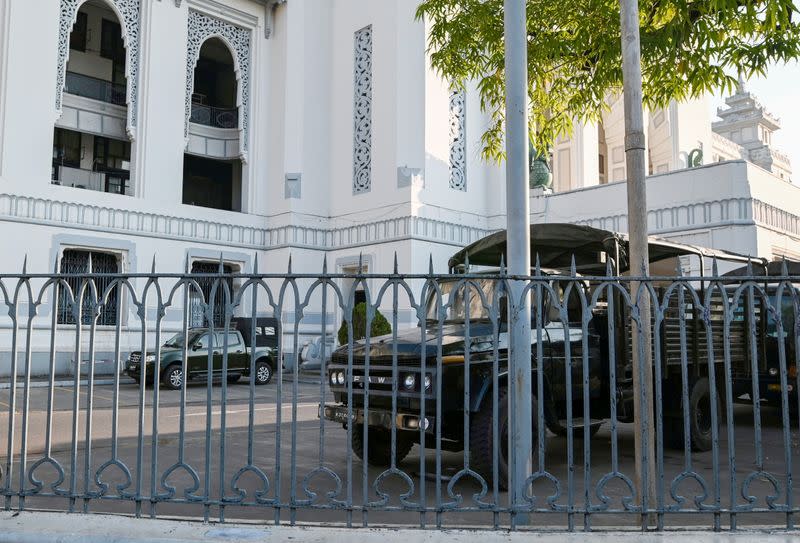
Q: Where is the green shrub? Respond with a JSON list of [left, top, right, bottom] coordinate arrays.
[[337, 302, 392, 346]]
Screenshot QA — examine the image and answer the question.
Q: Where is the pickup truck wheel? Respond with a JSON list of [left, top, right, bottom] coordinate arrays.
[[254, 360, 273, 385], [664, 377, 719, 452], [470, 387, 540, 491], [351, 424, 413, 467], [162, 364, 184, 391]]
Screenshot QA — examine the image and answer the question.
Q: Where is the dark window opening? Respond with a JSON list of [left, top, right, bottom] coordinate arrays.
[[52, 128, 83, 180], [190, 39, 238, 129], [69, 12, 88, 52], [57, 249, 120, 326], [182, 154, 240, 212], [190, 261, 235, 328]]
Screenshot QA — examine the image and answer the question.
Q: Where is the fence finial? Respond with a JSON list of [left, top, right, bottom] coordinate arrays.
[[53, 254, 59, 274], [500, 253, 506, 275], [287, 253, 293, 274], [534, 253, 541, 276], [322, 254, 328, 274], [675, 257, 683, 277], [151, 254, 157, 274], [464, 251, 470, 270], [711, 256, 719, 277], [87, 251, 93, 274], [358, 252, 363, 273], [781, 255, 788, 277], [570, 254, 577, 276], [218, 253, 224, 274], [253, 253, 259, 274], [605, 256, 613, 277], [746, 256, 753, 276], [393, 251, 398, 274], [22, 254, 27, 275], [428, 253, 434, 275], [184, 254, 190, 274]]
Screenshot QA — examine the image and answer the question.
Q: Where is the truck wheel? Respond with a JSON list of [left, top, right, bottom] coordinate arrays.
[[665, 377, 719, 452], [254, 360, 273, 385], [162, 364, 184, 390], [351, 424, 413, 467], [470, 386, 540, 491]]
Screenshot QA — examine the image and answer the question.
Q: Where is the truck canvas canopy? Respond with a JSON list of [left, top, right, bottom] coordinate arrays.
[[447, 223, 759, 275]]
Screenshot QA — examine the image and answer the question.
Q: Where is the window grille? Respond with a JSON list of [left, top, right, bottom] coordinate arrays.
[[190, 261, 234, 327], [57, 249, 120, 326]]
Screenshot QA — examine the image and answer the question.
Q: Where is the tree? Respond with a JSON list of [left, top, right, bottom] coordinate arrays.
[[416, 0, 800, 160], [337, 302, 392, 346]]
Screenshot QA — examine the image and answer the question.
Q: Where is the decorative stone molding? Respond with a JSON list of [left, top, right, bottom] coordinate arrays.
[[448, 89, 467, 191], [185, 10, 252, 161], [264, 0, 287, 39], [55, 0, 141, 139], [352, 25, 373, 194], [0, 193, 492, 252]]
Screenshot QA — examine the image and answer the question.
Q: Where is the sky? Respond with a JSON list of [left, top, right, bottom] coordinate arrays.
[[709, 61, 800, 170]]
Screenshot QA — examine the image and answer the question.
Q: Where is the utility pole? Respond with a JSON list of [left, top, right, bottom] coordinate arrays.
[[504, 0, 533, 520], [619, 0, 657, 524]]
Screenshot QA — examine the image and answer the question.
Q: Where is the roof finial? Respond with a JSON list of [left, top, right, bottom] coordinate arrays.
[[737, 73, 747, 94]]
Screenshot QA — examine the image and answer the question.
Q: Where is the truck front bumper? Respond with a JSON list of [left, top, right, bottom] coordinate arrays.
[[321, 403, 435, 433]]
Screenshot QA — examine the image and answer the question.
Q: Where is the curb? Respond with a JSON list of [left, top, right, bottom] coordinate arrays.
[[1, 512, 799, 543]]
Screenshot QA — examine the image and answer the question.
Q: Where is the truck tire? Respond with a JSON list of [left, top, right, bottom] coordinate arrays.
[[162, 364, 184, 390], [664, 377, 719, 452], [469, 386, 540, 491], [351, 424, 413, 467], [254, 359, 273, 385]]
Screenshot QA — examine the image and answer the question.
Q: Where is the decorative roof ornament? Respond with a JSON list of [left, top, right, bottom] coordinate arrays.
[[529, 141, 552, 189]]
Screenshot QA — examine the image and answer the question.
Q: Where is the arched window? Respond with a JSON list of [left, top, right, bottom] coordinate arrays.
[[53, 0, 132, 196], [183, 38, 243, 212]]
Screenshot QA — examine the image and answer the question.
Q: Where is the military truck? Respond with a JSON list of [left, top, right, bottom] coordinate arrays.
[[125, 317, 279, 389], [723, 260, 799, 412], [322, 224, 766, 485]]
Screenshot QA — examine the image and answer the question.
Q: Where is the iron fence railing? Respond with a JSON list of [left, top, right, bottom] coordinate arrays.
[[190, 102, 239, 129], [64, 71, 126, 106], [0, 260, 798, 532]]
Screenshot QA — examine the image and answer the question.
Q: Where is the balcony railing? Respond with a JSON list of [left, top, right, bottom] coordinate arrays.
[[190, 102, 239, 129], [52, 164, 131, 196], [64, 71, 127, 106]]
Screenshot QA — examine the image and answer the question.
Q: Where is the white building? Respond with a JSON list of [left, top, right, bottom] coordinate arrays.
[[0, 0, 798, 376]]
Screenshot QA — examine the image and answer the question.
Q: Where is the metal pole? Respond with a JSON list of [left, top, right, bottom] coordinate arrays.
[[619, 0, 657, 523], [504, 0, 533, 519]]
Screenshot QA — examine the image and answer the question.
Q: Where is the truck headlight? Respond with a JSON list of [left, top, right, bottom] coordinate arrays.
[[330, 373, 337, 385], [145, 354, 156, 363], [336, 372, 346, 385], [403, 374, 416, 390], [769, 367, 778, 376], [424, 374, 432, 391]]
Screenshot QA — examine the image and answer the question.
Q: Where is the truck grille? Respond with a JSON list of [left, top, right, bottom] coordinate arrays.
[[129, 353, 141, 364]]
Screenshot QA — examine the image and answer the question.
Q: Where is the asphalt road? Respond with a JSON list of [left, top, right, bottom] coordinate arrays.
[[1, 378, 799, 530]]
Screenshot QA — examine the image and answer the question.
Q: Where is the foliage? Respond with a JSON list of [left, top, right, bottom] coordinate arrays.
[[416, 0, 800, 161], [337, 302, 392, 345]]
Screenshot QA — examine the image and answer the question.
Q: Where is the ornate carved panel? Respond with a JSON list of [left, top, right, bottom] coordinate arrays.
[[449, 89, 467, 191], [185, 10, 252, 160], [56, 0, 141, 137], [352, 25, 372, 194]]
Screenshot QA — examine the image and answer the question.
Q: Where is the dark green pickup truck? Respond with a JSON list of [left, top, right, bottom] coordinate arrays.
[[125, 319, 279, 390]]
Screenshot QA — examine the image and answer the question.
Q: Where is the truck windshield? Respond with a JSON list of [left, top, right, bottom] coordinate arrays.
[[163, 331, 204, 348], [766, 294, 798, 339], [425, 278, 500, 321]]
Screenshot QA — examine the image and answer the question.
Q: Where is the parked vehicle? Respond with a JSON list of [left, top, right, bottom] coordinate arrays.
[[723, 260, 799, 412], [125, 317, 279, 389], [323, 224, 772, 485]]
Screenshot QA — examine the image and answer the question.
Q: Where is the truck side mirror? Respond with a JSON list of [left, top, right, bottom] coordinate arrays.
[[192, 343, 202, 351]]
